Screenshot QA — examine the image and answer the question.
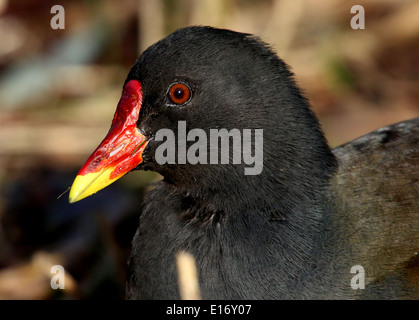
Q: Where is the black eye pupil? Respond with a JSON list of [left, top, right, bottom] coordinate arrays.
[[174, 88, 184, 99]]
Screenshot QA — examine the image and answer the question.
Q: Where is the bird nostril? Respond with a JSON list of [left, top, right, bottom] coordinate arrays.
[[109, 144, 126, 158]]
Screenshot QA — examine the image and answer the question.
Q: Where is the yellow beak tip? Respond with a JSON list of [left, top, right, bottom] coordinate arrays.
[[68, 169, 119, 204], [68, 194, 80, 204], [68, 184, 85, 203]]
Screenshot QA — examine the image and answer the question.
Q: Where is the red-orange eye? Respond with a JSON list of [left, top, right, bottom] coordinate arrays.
[[168, 82, 191, 105]]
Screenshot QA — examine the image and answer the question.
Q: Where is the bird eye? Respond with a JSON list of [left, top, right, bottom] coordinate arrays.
[[167, 82, 191, 105]]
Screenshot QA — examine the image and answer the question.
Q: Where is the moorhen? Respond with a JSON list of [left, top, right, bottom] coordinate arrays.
[[69, 26, 419, 299]]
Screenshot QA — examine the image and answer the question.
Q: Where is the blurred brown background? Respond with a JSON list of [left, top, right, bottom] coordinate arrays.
[[0, 0, 418, 299]]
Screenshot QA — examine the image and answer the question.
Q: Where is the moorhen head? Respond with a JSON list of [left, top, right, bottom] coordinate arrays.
[[69, 26, 419, 299]]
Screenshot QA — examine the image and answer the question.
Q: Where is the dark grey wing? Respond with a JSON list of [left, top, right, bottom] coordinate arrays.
[[332, 118, 419, 299]]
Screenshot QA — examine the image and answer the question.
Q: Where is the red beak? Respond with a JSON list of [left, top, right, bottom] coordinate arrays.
[[69, 80, 148, 203]]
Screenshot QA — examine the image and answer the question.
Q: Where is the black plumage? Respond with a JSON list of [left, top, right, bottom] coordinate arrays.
[[103, 26, 419, 299]]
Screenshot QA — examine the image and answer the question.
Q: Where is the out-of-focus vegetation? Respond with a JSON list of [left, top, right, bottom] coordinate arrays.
[[0, 0, 418, 299]]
